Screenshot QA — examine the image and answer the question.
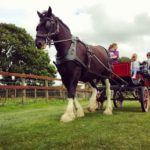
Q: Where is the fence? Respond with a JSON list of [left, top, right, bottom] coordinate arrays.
[[0, 71, 92, 104]]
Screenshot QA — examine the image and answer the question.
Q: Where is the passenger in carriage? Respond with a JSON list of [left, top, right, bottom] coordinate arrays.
[[130, 53, 140, 79], [146, 52, 150, 74], [108, 43, 119, 64], [142, 52, 150, 74]]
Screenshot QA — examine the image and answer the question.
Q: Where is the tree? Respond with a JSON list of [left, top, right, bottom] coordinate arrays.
[[118, 56, 130, 62], [0, 23, 57, 77]]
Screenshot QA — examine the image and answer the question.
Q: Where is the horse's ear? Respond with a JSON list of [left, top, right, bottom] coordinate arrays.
[[47, 6, 52, 17], [37, 11, 42, 18]]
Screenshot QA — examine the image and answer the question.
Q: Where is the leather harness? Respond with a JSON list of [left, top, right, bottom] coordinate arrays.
[[54, 36, 87, 68], [54, 36, 112, 79]]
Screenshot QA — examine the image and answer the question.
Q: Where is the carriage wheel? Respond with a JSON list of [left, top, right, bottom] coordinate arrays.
[[140, 87, 150, 112], [113, 90, 124, 108]]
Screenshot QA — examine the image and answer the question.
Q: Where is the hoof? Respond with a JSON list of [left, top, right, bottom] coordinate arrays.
[[103, 108, 113, 115], [83, 108, 90, 113], [88, 107, 97, 112], [76, 110, 85, 118], [84, 107, 94, 112], [84, 107, 97, 112], [60, 113, 75, 123]]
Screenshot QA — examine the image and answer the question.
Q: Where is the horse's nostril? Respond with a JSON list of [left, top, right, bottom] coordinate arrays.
[[38, 42, 42, 46], [36, 42, 42, 48]]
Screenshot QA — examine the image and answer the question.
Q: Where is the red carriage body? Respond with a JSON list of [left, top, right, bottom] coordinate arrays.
[[112, 62, 150, 87], [112, 62, 131, 77], [97, 61, 150, 112]]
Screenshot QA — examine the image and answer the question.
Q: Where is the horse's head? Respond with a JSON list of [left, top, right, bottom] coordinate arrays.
[[35, 7, 59, 49]]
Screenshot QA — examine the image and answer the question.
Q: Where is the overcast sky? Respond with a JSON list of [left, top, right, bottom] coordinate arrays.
[[1, 0, 150, 62]]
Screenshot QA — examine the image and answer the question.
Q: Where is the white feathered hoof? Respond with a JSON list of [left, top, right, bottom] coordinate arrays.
[[76, 109, 85, 117], [103, 107, 113, 115], [84, 107, 96, 112], [89, 105, 98, 112], [60, 113, 75, 122], [74, 98, 85, 118]]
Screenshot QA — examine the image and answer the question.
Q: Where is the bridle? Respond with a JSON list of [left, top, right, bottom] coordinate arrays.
[[36, 15, 60, 45], [36, 14, 74, 46]]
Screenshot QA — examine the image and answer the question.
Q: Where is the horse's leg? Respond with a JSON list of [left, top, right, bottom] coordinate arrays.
[[61, 82, 84, 122], [103, 78, 113, 115], [60, 81, 76, 122], [88, 84, 98, 112], [74, 98, 84, 117], [66, 81, 84, 118], [60, 97, 76, 122], [60, 67, 84, 122]]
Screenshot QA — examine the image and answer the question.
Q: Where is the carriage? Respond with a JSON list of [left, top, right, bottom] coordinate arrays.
[[97, 61, 150, 112]]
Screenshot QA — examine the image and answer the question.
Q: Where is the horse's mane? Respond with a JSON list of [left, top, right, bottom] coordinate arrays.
[[41, 11, 71, 32], [56, 17, 71, 32]]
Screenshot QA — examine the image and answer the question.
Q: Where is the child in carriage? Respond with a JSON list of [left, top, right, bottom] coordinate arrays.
[[130, 53, 140, 79], [146, 52, 150, 74], [108, 43, 119, 64], [141, 52, 150, 75]]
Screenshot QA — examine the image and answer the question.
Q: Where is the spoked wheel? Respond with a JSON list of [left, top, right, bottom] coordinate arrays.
[[113, 90, 124, 108], [140, 87, 150, 112]]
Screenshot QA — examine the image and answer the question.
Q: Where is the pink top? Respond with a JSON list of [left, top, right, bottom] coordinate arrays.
[[109, 50, 119, 64]]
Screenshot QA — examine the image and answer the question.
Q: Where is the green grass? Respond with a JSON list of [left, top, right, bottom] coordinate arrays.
[[0, 99, 150, 150]]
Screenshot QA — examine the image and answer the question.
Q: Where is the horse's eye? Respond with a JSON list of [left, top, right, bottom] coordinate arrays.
[[45, 21, 51, 29]]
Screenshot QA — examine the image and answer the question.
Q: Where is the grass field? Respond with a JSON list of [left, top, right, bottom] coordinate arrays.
[[0, 99, 150, 150]]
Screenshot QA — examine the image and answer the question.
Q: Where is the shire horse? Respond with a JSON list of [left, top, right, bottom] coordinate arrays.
[[35, 7, 113, 122]]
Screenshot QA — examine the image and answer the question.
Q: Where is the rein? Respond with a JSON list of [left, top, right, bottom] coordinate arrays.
[[93, 54, 129, 86], [52, 37, 128, 85], [36, 13, 128, 86], [50, 35, 129, 85], [51, 38, 73, 45]]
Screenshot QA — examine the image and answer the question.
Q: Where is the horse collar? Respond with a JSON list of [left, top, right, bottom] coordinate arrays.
[[55, 36, 77, 64], [54, 36, 86, 68], [65, 36, 77, 60]]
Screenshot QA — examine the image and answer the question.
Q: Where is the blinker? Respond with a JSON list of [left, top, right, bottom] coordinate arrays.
[[45, 21, 51, 29]]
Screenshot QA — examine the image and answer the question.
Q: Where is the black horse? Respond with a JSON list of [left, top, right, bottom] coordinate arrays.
[[35, 7, 113, 122]]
